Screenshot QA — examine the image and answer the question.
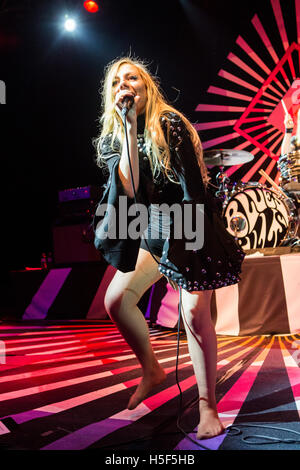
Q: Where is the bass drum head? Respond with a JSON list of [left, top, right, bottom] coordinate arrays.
[[222, 184, 293, 249]]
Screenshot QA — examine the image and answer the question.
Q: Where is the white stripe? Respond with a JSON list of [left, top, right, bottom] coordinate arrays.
[[0, 370, 113, 402], [0, 421, 10, 435], [280, 254, 300, 334], [215, 284, 240, 336]]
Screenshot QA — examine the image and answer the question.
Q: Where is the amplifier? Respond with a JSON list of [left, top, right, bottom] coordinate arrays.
[[58, 185, 101, 203], [54, 185, 102, 226], [52, 223, 102, 264]]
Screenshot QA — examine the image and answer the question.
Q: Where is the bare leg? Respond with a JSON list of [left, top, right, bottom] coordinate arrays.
[[181, 289, 224, 439], [104, 248, 166, 410]]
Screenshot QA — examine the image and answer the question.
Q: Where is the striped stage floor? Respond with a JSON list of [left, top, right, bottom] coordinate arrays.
[[0, 320, 300, 452]]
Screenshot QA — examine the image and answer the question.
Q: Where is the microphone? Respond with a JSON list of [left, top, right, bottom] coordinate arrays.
[[120, 95, 134, 116]]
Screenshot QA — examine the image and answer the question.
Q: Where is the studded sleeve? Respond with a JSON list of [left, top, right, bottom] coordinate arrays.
[[160, 113, 206, 202]]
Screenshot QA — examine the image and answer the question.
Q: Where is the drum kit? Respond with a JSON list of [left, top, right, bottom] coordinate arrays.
[[203, 149, 300, 251]]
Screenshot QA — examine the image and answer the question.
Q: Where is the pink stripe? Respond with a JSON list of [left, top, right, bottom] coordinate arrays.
[[284, 367, 300, 400], [251, 107, 275, 113], [144, 375, 196, 410], [194, 120, 236, 131], [23, 268, 71, 320], [252, 13, 290, 89], [262, 90, 281, 102], [202, 132, 240, 149], [234, 128, 271, 157], [244, 122, 271, 133], [227, 53, 264, 83], [5, 338, 83, 353], [278, 68, 291, 88], [207, 86, 252, 101], [0, 370, 113, 402], [243, 117, 267, 123], [278, 339, 300, 416], [266, 83, 285, 98], [242, 154, 268, 182], [255, 127, 279, 141], [252, 14, 279, 63], [260, 130, 281, 147], [39, 383, 127, 413], [257, 99, 276, 107], [218, 69, 258, 92], [268, 133, 283, 154], [21, 327, 114, 337], [271, 0, 289, 51], [195, 104, 245, 112], [0, 358, 105, 383], [288, 56, 296, 80], [4, 330, 117, 344], [236, 36, 271, 74], [218, 362, 265, 415]]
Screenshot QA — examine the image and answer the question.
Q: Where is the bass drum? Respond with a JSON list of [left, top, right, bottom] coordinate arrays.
[[222, 183, 299, 249]]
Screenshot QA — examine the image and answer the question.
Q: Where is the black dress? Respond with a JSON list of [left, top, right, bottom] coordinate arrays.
[[93, 112, 245, 291]]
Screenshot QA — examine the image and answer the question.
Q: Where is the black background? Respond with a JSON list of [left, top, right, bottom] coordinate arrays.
[[0, 0, 290, 269]]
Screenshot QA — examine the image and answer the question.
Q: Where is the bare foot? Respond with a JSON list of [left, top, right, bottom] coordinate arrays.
[[196, 407, 225, 440], [127, 365, 166, 410]]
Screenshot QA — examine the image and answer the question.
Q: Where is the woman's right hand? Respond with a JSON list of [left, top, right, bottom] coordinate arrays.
[[115, 89, 138, 128]]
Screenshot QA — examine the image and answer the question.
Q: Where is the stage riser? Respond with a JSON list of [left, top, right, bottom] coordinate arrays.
[[1, 255, 300, 336]]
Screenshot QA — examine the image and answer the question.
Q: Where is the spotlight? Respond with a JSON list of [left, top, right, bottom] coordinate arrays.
[[83, 1, 99, 13], [64, 17, 77, 32]]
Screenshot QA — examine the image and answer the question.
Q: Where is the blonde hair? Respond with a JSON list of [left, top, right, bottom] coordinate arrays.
[[94, 56, 209, 185]]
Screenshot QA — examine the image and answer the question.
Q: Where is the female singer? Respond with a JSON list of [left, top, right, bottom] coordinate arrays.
[[93, 57, 244, 439]]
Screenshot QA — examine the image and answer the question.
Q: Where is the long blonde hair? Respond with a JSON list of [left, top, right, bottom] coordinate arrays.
[[94, 56, 208, 185]]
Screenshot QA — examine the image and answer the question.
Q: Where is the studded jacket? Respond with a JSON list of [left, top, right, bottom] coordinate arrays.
[[93, 112, 244, 290]]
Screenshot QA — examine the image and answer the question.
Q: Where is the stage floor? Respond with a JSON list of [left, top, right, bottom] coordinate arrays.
[[0, 320, 300, 452]]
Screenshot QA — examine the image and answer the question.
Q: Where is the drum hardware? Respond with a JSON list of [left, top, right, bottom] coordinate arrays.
[[215, 166, 231, 202], [272, 164, 300, 248], [258, 169, 288, 199], [204, 149, 254, 204], [203, 149, 254, 167], [230, 216, 247, 243], [278, 149, 300, 191], [222, 182, 299, 250], [203, 149, 300, 249]]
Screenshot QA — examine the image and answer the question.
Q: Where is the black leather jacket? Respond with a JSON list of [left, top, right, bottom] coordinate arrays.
[[93, 112, 244, 291]]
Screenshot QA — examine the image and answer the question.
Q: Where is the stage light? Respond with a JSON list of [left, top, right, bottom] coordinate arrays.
[[64, 17, 77, 32], [83, 1, 99, 13]]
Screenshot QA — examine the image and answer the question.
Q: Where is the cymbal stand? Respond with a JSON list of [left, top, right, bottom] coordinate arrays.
[[215, 165, 230, 203]]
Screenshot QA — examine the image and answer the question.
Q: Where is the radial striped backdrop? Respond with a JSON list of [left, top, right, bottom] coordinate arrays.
[[195, 0, 300, 185]]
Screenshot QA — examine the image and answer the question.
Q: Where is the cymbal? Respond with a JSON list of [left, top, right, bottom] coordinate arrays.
[[203, 149, 254, 166]]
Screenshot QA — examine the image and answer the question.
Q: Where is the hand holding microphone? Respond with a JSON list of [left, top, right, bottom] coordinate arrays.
[[120, 95, 135, 116], [115, 90, 136, 122]]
